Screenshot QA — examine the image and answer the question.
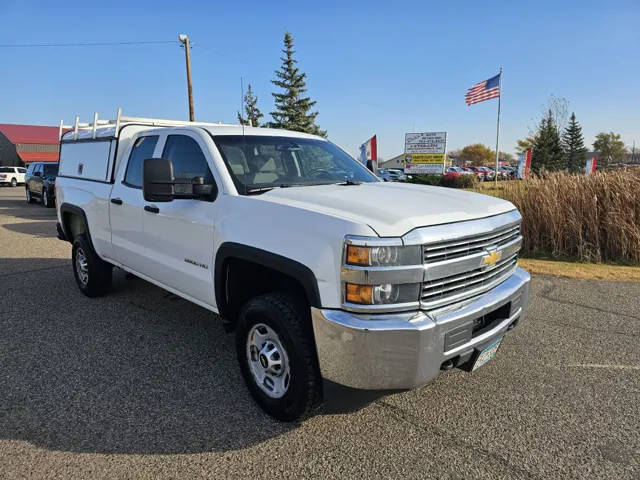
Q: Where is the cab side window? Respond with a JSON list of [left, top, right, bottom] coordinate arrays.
[[124, 136, 159, 188], [162, 135, 214, 194]]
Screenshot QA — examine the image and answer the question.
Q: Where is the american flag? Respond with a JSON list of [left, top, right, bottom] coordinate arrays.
[[465, 73, 501, 106]]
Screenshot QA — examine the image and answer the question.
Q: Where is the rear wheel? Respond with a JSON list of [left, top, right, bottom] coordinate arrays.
[[236, 293, 322, 421], [72, 234, 112, 297], [10, 178, 17, 187]]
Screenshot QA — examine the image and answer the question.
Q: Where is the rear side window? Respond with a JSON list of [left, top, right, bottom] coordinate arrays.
[[0, 167, 12, 173], [162, 135, 214, 194], [43, 164, 59, 176], [124, 136, 159, 188]]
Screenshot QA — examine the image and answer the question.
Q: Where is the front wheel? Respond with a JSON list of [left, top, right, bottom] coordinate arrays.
[[26, 189, 34, 204], [236, 293, 322, 421], [72, 234, 113, 297]]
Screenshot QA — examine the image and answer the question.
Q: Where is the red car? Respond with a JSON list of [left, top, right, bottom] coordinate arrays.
[[464, 166, 493, 181], [445, 166, 466, 178]]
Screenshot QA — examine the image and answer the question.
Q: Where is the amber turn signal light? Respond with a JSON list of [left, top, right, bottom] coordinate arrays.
[[345, 283, 373, 304], [346, 245, 370, 266]]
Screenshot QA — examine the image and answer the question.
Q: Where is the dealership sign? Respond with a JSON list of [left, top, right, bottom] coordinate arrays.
[[404, 132, 447, 174]]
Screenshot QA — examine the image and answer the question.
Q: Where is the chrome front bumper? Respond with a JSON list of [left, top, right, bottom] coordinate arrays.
[[311, 267, 530, 390]]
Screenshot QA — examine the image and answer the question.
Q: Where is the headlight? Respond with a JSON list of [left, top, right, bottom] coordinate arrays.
[[346, 244, 421, 266], [345, 283, 421, 305]]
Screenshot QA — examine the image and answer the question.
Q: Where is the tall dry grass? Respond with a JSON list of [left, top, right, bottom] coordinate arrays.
[[498, 170, 640, 264]]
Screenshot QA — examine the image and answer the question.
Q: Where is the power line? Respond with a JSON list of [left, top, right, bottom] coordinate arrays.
[[0, 40, 178, 48]]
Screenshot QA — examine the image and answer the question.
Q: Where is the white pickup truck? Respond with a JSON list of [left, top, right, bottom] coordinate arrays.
[[56, 114, 530, 421]]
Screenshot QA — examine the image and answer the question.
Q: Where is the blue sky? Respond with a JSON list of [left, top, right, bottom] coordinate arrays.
[[1, 0, 638, 159]]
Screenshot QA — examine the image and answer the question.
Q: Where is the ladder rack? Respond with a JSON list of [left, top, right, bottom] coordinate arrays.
[[60, 107, 234, 140]]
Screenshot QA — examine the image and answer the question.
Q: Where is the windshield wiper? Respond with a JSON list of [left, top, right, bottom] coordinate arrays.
[[245, 186, 276, 194], [337, 178, 361, 186]]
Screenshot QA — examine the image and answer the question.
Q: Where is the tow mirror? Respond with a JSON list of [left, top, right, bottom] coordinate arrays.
[[143, 159, 218, 202], [143, 158, 175, 202]]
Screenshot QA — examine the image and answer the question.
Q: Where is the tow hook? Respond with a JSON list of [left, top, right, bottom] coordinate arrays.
[[440, 359, 455, 371]]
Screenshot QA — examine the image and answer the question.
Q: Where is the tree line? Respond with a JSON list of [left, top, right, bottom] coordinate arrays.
[[519, 100, 628, 174], [237, 32, 325, 137], [452, 98, 630, 173]]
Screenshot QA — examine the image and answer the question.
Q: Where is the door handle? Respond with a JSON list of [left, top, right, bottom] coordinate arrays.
[[110, 198, 123, 205], [144, 205, 160, 214]]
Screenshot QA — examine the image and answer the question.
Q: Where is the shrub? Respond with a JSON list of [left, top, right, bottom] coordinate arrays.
[[408, 174, 441, 186], [409, 174, 478, 189], [499, 171, 640, 263], [440, 174, 477, 189]]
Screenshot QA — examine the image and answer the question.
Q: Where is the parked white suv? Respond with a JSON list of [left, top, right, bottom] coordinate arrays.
[[56, 114, 530, 421], [0, 166, 26, 186]]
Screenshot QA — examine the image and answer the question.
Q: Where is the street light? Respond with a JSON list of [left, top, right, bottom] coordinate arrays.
[[178, 33, 194, 122]]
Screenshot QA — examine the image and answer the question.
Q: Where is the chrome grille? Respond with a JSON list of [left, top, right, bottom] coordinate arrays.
[[421, 253, 518, 310], [423, 223, 520, 263]]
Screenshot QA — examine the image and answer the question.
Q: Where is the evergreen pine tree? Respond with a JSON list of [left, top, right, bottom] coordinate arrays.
[[531, 109, 564, 174], [237, 84, 263, 127], [562, 112, 587, 173], [269, 32, 326, 137]]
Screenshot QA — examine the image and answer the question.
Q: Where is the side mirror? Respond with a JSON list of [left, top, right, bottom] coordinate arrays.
[[143, 158, 175, 202], [143, 159, 218, 202], [34, 171, 42, 178]]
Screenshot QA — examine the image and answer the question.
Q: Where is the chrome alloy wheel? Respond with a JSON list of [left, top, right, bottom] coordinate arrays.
[[246, 323, 291, 398], [75, 247, 89, 286]]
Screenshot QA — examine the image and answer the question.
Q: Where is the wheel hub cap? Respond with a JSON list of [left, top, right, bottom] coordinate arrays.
[[246, 323, 290, 398], [76, 248, 89, 285]]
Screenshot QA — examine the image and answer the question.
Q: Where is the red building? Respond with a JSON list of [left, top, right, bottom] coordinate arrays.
[[0, 124, 65, 166]]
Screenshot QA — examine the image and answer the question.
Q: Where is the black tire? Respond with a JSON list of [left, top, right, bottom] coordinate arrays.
[[71, 234, 112, 297], [26, 189, 35, 204], [10, 178, 17, 187], [42, 188, 53, 208], [236, 293, 322, 422]]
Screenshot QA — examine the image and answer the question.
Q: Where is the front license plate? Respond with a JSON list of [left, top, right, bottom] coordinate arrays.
[[472, 337, 503, 371]]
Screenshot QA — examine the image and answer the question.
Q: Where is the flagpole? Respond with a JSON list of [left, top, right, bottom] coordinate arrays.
[[494, 67, 502, 187]]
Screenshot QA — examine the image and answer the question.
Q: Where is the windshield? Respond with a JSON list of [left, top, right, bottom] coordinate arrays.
[[211, 135, 378, 193], [43, 164, 59, 176]]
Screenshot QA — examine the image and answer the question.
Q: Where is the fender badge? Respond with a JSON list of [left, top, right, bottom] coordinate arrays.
[[184, 258, 209, 270]]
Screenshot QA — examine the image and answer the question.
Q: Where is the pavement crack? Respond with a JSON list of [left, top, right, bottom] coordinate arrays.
[[375, 400, 542, 480], [538, 277, 640, 322], [0, 264, 68, 278]]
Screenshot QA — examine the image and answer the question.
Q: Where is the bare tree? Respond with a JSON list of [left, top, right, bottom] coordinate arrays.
[[528, 95, 569, 137]]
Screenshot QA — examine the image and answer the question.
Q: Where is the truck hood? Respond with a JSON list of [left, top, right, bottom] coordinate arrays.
[[257, 182, 516, 237]]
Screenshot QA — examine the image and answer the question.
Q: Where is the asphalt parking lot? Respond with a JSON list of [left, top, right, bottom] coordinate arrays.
[[1, 186, 638, 479]]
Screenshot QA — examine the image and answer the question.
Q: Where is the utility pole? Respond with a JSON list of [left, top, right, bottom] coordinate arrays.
[[494, 67, 503, 188], [178, 33, 195, 121]]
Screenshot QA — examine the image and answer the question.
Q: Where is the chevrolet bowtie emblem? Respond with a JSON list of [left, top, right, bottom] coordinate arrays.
[[481, 250, 502, 267]]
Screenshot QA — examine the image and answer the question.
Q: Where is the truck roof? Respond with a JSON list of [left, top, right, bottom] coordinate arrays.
[[61, 122, 325, 143]]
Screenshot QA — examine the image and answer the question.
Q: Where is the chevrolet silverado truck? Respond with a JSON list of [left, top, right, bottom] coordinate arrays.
[[56, 113, 530, 421]]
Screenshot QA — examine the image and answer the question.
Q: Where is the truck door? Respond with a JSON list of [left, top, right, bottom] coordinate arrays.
[[109, 135, 160, 273], [140, 133, 216, 306], [31, 164, 43, 195]]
